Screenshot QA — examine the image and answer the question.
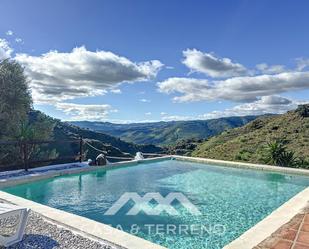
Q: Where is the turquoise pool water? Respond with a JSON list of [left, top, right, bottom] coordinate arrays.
[[2, 159, 309, 249]]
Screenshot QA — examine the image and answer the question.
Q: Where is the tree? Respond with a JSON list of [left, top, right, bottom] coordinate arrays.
[[0, 60, 56, 170], [16, 111, 56, 171], [0, 59, 32, 139], [0, 59, 32, 167]]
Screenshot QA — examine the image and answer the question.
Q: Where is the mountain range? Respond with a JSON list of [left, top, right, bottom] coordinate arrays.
[[71, 115, 259, 146]]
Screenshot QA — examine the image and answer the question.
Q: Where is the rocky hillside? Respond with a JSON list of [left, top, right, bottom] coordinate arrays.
[[191, 104, 309, 165]]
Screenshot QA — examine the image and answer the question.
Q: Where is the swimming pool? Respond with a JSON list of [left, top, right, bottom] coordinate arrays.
[[2, 158, 309, 249]]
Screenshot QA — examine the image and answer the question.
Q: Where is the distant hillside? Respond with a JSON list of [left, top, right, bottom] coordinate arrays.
[[55, 121, 163, 155], [192, 105, 309, 165], [30, 111, 163, 162], [71, 116, 259, 145]]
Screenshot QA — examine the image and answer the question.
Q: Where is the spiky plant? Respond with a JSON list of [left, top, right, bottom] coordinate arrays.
[[264, 141, 286, 165]]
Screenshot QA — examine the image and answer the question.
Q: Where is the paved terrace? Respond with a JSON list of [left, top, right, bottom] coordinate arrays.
[[255, 206, 309, 249]]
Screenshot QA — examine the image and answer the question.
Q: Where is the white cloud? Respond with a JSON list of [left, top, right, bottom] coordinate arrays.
[[145, 112, 152, 116], [15, 38, 23, 43], [159, 112, 193, 121], [256, 63, 286, 74], [55, 103, 117, 121], [182, 49, 247, 78], [0, 38, 13, 60], [15, 46, 163, 103], [139, 98, 151, 103], [158, 71, 309, 102], [199, 96, 303, 119], [296, 58, 309, 71], [5, 30, 13, 36], [161, 115, 193, 121], [159, 49, 309, 106], [158, 77, 209, 102], [110, 89, 122, 94]]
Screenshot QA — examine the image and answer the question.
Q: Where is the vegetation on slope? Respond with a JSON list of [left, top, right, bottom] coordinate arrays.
[[71, 116, 259, 146], [192, 105, 309, 167], [165, 138, 205, 156]]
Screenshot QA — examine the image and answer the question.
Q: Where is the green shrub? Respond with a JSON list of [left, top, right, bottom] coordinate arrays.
[[263, 140, 302, 168]]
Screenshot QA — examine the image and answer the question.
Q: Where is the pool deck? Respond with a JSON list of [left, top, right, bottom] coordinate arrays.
[[254, 205, 309, 249], [0, 156, 309, 249]]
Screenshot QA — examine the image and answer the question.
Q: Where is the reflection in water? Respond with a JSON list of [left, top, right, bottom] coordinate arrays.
[[96, 171, 107, 178], [78, 175, 82, 194]]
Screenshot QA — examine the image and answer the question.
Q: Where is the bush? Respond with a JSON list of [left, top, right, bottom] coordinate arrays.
[[263, 140, 303, 168]]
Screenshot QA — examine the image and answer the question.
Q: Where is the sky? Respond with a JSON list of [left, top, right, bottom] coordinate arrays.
[[0, 0, 309, 123]]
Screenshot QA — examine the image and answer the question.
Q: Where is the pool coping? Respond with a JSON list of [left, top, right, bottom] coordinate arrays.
[[173, 155, 309, 177], [0, 155, 309, 249]]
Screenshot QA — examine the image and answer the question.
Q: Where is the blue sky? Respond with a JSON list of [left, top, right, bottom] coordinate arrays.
[[0, 0, 309, 123]]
